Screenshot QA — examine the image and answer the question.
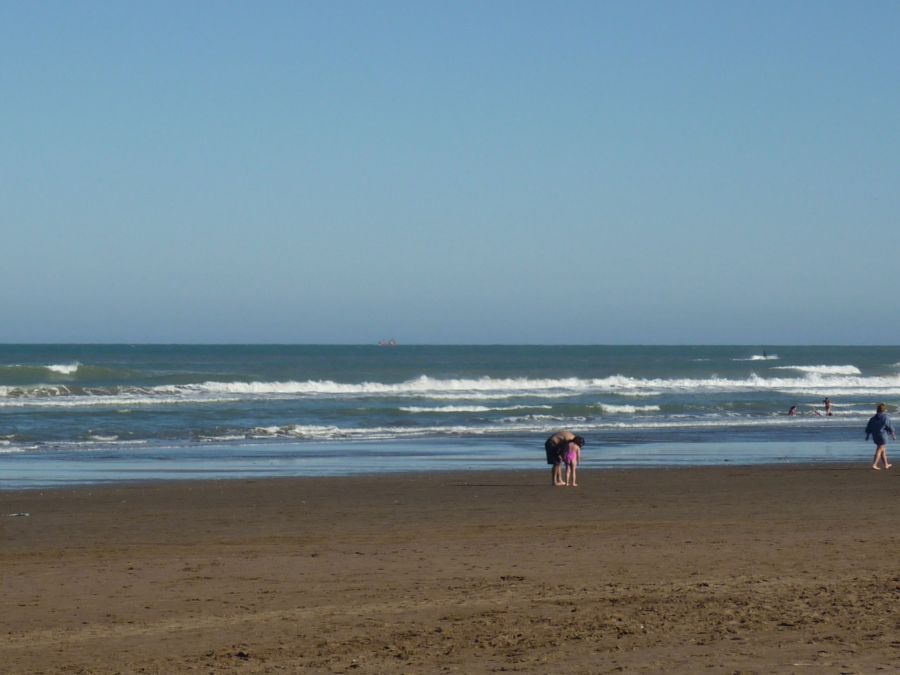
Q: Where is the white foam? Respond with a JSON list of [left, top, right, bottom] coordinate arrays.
[[499, 414, 575, 423], [0, 396, 244, 408], [279, 424, 470, 440], [399, 405, 552, 413], [250, 426, 287, 437], [148, 372, 900, 397], [46, 363, 80, 375], [3, 371, 900, 407], [772, 365, 862, 375], [7, 414, 861, 449], [735, 354, 780, 361], [780, 387, 900, 397], [428, 392, 574, 400], [72, 439, 147, 446], [401, 405, 493, 413], [155, 375, 587, 397], [597, 403, 661, 414], [0, 385, 73, 398], [211, 413, 873, 443]]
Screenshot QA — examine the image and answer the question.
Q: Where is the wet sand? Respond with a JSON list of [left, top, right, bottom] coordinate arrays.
[[2, 465, 898, 673]]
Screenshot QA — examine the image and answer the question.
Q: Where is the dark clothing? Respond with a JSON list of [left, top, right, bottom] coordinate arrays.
[[865, 412, 894, 446], [545, 431, 573, 465], [545, 437, 562, 465]]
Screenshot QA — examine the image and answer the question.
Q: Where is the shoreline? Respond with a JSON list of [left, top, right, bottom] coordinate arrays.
[[3, 465, 897, 673], [0, 459, 874, 490], [0, 456, 875, 494], [0, 437, 871, 491]]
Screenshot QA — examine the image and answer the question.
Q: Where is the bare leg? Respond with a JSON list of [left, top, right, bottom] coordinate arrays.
[[873, 445, 886, 469], [571, 463, 577, 487]]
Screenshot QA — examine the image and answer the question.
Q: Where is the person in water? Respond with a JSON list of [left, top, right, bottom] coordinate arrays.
[[865, 403, 895, 470], [823, 398, 833, 416], [788, 405, 798, 416], [545, 430, 576, 486]]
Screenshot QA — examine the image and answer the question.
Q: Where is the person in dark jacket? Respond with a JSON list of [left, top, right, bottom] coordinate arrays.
[[865, 403, 895, 470]]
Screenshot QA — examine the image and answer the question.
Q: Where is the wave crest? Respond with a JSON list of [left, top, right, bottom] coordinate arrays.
[[772, 365, 862, 375], [46, 363, 80, 375], [4, 371, 900, 407], [597, 403, 661, 414]]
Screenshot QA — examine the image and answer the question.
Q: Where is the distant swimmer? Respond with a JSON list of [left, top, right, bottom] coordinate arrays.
[[788, 405, 798, 416], [823, 398, 833, 416], [865, 403, 895, 470]]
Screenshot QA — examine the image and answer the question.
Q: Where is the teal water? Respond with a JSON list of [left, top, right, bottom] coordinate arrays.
[[1, 345, 897, 488]]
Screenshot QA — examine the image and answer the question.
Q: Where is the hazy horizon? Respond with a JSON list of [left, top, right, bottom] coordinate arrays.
[[2, 341, 898, 348]]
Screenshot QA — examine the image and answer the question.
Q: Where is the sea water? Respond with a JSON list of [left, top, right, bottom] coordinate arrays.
[[1, 345, 897, 488]]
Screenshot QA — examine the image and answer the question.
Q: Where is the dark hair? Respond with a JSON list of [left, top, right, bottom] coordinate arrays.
[[877, 403, 887, 414], [573, 436, 585, 447]]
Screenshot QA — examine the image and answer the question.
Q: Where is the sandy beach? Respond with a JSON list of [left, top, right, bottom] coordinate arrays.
[[2, 465, 898, 673]]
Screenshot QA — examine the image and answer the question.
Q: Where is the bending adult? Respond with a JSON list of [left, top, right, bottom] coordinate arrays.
[[865, 403, 895, 470], [545, 430, 575, 486]]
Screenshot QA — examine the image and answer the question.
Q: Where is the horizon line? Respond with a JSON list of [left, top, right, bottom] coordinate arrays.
[[0, 342, 897, 348]]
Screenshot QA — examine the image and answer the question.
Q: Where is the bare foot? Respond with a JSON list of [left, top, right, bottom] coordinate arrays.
[[886, 463, 893, 469], [572, 483, 578, 487], [872, 465, 881, 470]]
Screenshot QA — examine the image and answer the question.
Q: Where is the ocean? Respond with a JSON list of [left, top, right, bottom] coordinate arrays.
[[1, 344, 897, 489]]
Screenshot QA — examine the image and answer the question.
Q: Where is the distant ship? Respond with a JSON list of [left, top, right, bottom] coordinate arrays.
[[378, 339, 398, 347]]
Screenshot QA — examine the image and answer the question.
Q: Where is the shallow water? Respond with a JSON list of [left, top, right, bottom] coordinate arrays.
[[1, 344, 893, 488], [0, 437, 868, 490]]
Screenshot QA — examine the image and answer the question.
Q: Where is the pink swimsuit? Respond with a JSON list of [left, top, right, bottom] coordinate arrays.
[[564, 442, 578, 465]]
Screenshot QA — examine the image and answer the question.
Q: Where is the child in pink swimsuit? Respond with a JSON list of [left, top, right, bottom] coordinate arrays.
[[564, 437, 584, 486]]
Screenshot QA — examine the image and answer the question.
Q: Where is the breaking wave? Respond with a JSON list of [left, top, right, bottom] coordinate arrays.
[[169, 415, 867, 443], [772, 365, 862, 375], [0, 362, 134, 384], [4, 371, 900, 407], [399, 405, 552, 414], [597, 403, 661, 414], [46, 363, 80, 375]]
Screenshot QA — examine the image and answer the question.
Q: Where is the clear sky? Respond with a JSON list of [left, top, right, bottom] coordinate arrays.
[[2, 1, 898, 344]]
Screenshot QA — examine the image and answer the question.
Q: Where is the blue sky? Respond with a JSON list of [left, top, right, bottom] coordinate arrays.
[[2, 1, 898, 344]]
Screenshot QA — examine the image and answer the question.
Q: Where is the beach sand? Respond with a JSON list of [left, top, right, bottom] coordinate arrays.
[[2, 465, 898, 673]]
